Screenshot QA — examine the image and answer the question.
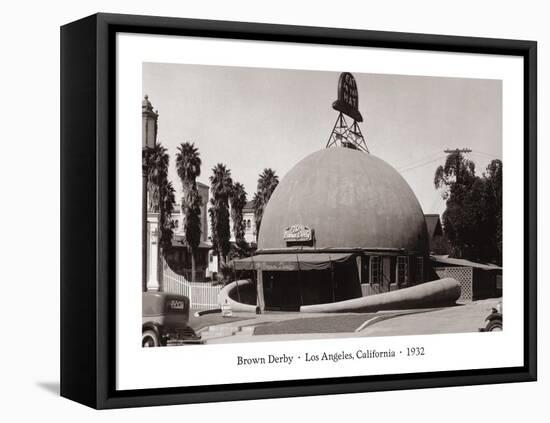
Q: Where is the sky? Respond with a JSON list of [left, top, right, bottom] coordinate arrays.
[[143, 63, 502, 216]]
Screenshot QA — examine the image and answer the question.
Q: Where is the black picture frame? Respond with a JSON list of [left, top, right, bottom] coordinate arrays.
[[60, 13, 537, 409]]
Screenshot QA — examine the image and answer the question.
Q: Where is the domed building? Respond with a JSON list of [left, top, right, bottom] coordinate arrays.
[[258, 147, 428, 253], [232, 72, 433, 312], [234, 146, 430, 312]]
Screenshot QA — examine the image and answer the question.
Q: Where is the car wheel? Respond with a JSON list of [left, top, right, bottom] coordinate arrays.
[[485, 320, 503, 332], [142, 329, 160, 347]]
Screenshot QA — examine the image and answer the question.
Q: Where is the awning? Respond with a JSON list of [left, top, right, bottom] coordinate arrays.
[[232, 253, 353, 271], [430, 255, 502, 270]]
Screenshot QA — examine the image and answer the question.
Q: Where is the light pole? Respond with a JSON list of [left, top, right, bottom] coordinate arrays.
[[142, 95, 158, 292]]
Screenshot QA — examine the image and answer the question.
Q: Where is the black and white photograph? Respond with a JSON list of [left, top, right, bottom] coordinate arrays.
[[2, 0, 546, 417], [141, 63, 504, 348]]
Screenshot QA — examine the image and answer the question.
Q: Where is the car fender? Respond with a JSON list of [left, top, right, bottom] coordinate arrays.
[[142, 322, 163, 342], [485, 312, 503, 323]]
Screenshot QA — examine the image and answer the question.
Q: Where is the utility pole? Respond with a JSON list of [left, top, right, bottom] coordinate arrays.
[[443, 148, 472, 154]]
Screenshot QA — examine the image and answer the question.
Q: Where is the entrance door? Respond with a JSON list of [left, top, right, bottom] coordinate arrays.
[[264, 272, 301, 311]]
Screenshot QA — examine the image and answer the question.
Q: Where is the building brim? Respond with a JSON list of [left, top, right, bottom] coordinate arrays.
[[232, 252, 353, 271]]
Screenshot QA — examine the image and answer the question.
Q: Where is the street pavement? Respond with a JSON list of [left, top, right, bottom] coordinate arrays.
[[359, 298, 501, 337], [189, 298, 501, 344]]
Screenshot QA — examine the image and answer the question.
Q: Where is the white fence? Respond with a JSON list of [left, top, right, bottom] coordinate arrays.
[[162, 261, 222, 309]]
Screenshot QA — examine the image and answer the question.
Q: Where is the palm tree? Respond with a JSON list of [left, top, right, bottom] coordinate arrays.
[[209, 163, 233, 263], [146, 143, 174, 289], [230, 182, 247, 246], [208, 198, 219, 259], [158, 179, 176, 282], [146, 143, 169, 212], [253, 168, 279, 241], [176, 142, 202, 281]]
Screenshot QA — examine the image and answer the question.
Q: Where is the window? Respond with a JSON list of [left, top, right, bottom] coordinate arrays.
[[415, 257, 424, 283], [496, 275, 502, 289], [361, 255, 370, 284], [397, 256, 409, 285], [370, 256, 381, 284]]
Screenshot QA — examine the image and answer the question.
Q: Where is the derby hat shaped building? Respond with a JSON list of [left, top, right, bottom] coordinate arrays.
[[232, 72, 434, 312]]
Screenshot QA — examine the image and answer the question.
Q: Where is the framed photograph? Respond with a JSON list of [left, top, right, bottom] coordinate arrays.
[[60, 13, 537, 409]]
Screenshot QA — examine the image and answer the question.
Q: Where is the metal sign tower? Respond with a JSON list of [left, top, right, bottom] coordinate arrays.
[[326, 72, 369, 153]]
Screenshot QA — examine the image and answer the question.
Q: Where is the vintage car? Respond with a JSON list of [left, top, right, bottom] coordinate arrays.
[[479, 302, 503, 332], [142, 291, 198, 347]]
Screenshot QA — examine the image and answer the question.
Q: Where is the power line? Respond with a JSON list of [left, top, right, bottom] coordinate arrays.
[[395, 150, 443, 171], [396, 147, 499, 174], [471, 149, 501, 159], [398, 156, 446, 173]]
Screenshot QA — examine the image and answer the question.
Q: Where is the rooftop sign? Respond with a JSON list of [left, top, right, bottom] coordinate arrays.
[[332, 72, 363, 122]]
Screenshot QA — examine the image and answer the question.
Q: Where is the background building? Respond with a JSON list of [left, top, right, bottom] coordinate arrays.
[[432, 255, 502, 301], [242, 200, 256, 244]]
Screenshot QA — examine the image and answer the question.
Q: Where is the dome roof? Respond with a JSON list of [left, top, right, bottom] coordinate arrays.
[[258, 147, 429, 254]]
